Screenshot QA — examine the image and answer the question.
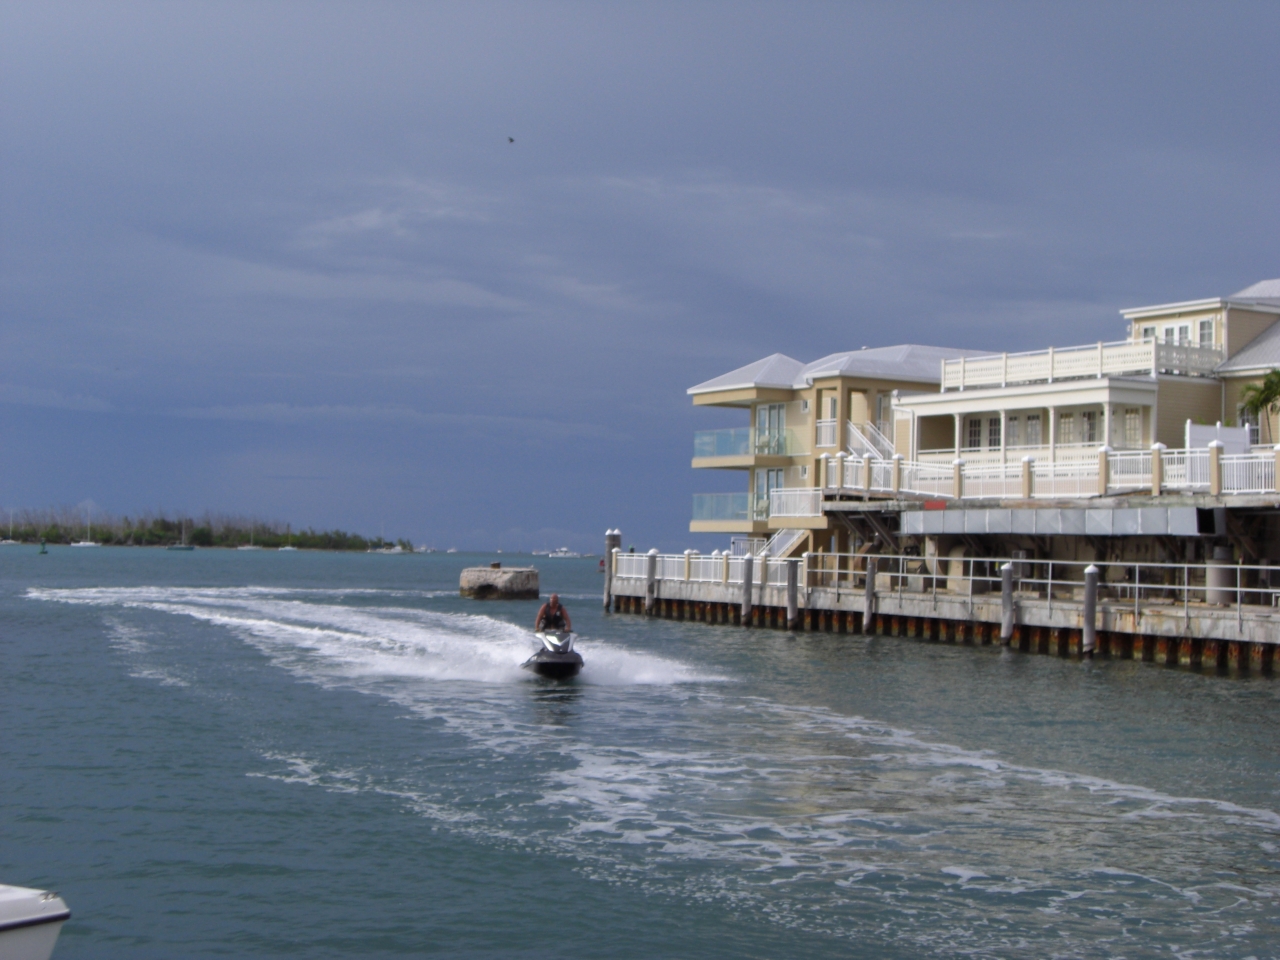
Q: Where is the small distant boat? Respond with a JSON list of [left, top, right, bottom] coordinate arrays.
[[446, 547, 458, 554], [168, 521, 194, 550], [546, 547, 581, 559], [237, 529, 263, 551], [0, 539, 19, 546], [0, 883, 70, 960], [71, 505, 99, 546], [367, 545, 404, 554], [278, 545, 298, 552]]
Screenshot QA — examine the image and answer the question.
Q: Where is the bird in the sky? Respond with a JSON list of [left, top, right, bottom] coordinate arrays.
[[508, 137, 515, 143]]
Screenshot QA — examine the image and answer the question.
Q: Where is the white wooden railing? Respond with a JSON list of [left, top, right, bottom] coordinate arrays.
[[750, 446, 1280, 519], [941, 339, 1223, 391]]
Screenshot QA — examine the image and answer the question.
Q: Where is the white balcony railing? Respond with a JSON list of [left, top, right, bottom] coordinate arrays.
[[1222, 454, 1275, 494], [699, 447, 1278, 528], [769, 487, 824, 518], [815, 419, 837, 448], [1107, 450, 1151, 491], [941, 339, 1223, 391]]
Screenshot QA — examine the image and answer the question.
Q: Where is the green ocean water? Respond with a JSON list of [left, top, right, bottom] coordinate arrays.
[[2, 546, 1278, 958]]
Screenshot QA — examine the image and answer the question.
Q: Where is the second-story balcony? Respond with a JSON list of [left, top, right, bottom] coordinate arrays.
[[940, 339, 1223, 392], [693, 428, 807, 464]]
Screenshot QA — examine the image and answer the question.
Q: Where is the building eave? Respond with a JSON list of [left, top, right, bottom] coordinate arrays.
[[1121, 298, 1280, 321]]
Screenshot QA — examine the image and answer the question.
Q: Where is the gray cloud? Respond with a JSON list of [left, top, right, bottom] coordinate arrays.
[[1, 1, 1277, 549]]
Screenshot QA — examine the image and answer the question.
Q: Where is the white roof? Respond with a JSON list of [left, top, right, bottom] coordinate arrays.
[[1232, 278, 1280, 299], [688, 344, 986, 395], [1231, 277, 1280, 306], [1217, 320, 1280, 373]]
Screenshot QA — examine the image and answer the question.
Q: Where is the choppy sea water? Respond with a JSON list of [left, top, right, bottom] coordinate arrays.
[[2, 548, 1278, 959]]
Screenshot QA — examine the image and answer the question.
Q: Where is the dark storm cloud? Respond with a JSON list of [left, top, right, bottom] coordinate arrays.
[[1, 1, 1277, 548]]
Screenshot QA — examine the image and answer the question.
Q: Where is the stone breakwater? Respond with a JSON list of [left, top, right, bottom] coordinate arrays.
[[459, 564, 539, 599]]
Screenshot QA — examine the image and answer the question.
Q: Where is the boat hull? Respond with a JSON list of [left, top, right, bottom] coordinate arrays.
[[0, 919, 67, 960], [521, 650, 584, 680], [0, 885, 70, 960]]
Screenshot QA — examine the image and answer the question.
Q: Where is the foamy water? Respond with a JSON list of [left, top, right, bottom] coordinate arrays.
[[22, 573, 1280, 958]]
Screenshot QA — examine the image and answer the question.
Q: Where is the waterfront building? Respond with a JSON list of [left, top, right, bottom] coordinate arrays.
[[612, 279, 1280, 671], [687, 279, 1280, 567], [687, 345, 986, 536]]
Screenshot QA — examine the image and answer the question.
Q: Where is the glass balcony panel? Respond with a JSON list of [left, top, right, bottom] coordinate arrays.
[[692, 493, 768, 521], [693, 428, 752, 458], [754, 428, 806, 456]]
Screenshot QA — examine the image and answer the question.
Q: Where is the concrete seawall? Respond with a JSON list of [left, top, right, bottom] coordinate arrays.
[[608, 575, 1277, 674]]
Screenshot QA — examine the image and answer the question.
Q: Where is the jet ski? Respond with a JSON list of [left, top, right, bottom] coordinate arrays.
[[523, 631, 584, 679]]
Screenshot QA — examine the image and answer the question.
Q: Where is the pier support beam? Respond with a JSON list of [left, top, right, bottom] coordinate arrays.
[[1000, 563, 1014, 645], [786, 559, 799, 630], [1082, 564, 1098, 658], [741, 555, 754, 625]]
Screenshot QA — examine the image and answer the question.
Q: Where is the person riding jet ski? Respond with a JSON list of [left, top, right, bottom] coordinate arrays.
[[525, 594, 583, 679], [534, 594, 572, 633]]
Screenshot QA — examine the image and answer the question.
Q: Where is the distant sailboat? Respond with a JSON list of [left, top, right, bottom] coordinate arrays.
[[168, 519, 194, 551], [237, 526, 263, 551], [0, 510, 17, 545], [71, 505, 99, 547]]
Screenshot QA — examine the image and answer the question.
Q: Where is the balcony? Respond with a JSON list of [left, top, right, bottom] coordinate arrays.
[[694, 427, 751, 458], [940, 339, 1222, 392], [692, 428, 807, 465], [692, 492, 768, 522], [815, 419, 837, 447]]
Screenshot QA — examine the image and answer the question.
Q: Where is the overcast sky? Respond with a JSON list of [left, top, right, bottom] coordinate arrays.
[[2, 2, 1277, 550]]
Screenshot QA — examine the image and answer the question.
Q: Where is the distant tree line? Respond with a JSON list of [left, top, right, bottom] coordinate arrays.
[[0, 507, 413, 552]]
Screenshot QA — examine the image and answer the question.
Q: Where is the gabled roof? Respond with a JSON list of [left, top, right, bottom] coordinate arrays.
[[686, 353, 805, 394], [687, 344, 986, 395], [1217, 320, 1280, 373]]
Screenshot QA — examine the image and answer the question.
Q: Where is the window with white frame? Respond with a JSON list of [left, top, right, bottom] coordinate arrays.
[[1026, 413, 1042, 446], [1199, 319, 1214, 347], [987, 417, 1001, 448], [1239, 407, 1260, 446], [1082, 410, 1098, 444], [1123, 408, 1141, 448], [966, 417, 982, 449], [1058, 411, 1077, 445], [1007, 415, 1021, 446], [1141, 325, 1155, 341]]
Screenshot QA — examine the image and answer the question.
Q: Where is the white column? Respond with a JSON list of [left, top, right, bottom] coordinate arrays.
[[999, 409, 1007, 465], [1103, 403, 1112, 448], [954, 413, 962, 457], [1048, 406, 1057, 464]]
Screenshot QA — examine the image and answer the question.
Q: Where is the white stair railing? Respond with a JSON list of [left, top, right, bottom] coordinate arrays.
[[847, 421, 893, 459], [762, 527, 807, 558]]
